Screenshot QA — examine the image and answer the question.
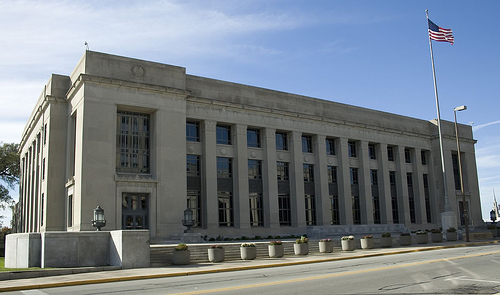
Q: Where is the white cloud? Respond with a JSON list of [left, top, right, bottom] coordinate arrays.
[[473, 120, 500, 132]]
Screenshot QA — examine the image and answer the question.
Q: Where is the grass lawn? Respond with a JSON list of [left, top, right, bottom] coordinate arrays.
[[0, 257, 40, 271]]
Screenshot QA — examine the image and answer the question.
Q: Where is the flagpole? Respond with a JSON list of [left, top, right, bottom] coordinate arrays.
[[426, 10, 456, 230]]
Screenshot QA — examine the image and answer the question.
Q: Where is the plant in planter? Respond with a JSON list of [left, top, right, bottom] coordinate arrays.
[[319, 238, 334, 253], [360, 235, 374, 249], [173, 243, 190, 265], [430, 229, 443, 243], [240, 243, 257, 260], [380, 232, 393, 248], [268, 240, 284, 258], [399, 232, 412, 246], [446, 227, 458, 241], [415, 230, 428, 244], [341, 235, 355, 251], [487, 224, 498, 237], [208, 245, 225, 262], [294, 236, 309, 255]]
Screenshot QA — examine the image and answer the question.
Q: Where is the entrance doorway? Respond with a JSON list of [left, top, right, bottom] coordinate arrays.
[[122, 193, 149, 229]]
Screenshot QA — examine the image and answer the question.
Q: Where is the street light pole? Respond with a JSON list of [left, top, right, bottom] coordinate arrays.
[[454, 105, 469, 242]]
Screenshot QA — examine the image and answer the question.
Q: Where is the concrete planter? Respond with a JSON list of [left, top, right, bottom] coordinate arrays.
[[431, 232, 443, 243], [268, 244, 284, 258], [360, 238, 374, 249], [294, 243, 309, 255], [380, 237, 393, 248], [399, 235, 412, 246], [240, 247, 257, 260], [319, 241, 334, 253], [416, 233, 428, 244], [488, 228, 497, 237], [172, 250, 190, 265], [208, 248, 225, 263], [446, 232, 458, 241], [341, 239, 355, 251]]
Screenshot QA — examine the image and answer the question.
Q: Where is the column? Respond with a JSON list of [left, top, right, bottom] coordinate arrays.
[[414, 148, 427, 224], [396, 145, 411, 225], [378, 143, 392, 224], [234, 124, 249, 229], [263, 128, 279, 228], [315, 135, 330, 226], [202, 120, 218, 230], [359, 141, 374, 224], [290, 131, 305, 227], [337, 137, 352, 225]]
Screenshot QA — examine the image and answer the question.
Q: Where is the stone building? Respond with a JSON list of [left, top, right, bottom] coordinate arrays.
[[15, 51, 483, 241]]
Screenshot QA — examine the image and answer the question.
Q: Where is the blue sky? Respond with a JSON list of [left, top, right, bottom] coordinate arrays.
[[0, 0, 499, 225]]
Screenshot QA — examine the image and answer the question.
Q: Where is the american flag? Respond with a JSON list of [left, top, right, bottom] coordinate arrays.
[[428, 19, 454, 44]]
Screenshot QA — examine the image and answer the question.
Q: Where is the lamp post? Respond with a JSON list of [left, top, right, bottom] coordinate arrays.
[[454, 105, 469, 242], [182, 207, 195, 233], [91, 205, 106, 231]]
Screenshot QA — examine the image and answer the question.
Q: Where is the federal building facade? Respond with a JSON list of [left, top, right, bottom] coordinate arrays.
[[14, 51, 483, 241]]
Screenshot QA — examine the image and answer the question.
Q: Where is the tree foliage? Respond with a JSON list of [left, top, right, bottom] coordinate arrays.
[[0, 142, 19, 209]]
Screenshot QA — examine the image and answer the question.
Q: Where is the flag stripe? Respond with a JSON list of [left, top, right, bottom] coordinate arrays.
[[428, 19, 454, 44]]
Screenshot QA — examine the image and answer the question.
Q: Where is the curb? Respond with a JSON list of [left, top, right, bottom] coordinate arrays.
[[0, 240, 497, 292]]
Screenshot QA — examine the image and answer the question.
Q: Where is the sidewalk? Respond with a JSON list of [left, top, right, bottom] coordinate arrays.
[[0, 240, 497, 292]]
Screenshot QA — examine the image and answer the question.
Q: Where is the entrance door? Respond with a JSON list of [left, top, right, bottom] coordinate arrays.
[[122, 193, 149, 229]]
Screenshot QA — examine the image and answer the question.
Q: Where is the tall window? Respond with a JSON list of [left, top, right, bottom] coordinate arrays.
[[248, 160, 262, 179], [277, 162, 289, 181], [452, 153, 461, 190], [216, 125, 231, 145], [371, 170, 380, 224], [327, 166, 337, 183], [421, 150, 428, 165], [302, 135, 313, 153], [387, 146, 395, 162], [352, 195, 361, 224], [186, 121, 200, 142], [407, 173, 416, 223], [68, 195, 73, 227], [405, 148, 411, 163], [330, 195, 339, 225], [305, 194, 316, 225], [368, 144, 376, 159], [370, 169, 378, 185], [186, 155, 200, 176], [348, 141, 357, 157], [249, 192, 263, 227], [117, 111, 150, 173], [326, 138, 335, 155], [279, 194, 291, 226], [423, 174, 432, 223], [247, 129, 261, 148], [217, 157, 232, 178], [187, 190, 201, 227], [390, 171, 399, 223], [350, 167, 358, 184], [275, 132, 288, 150], [218, 191, 233, 226], [303, 164, 314, 182]]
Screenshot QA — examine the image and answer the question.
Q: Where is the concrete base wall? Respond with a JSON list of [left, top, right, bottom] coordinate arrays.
[[5, 230, 150, 269], [41, 231, 110, 268], [5, 233, 41, 268], [110, 230, 150, 268]]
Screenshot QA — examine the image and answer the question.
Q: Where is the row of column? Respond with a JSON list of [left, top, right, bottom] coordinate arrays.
[[193, 121, 435, 230]]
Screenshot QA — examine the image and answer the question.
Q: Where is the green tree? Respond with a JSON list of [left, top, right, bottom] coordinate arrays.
[[0, 142, 19, 212]]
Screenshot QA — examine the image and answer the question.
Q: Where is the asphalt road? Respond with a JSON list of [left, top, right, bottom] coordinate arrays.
[[9, 244, 500, 295]]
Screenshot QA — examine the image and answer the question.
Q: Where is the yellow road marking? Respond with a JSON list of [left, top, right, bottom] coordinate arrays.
[[172, 250, 500, 294]]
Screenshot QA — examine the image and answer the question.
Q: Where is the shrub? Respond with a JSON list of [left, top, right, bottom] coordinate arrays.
[[362, 235, 373, 239], [341, 235, 355, 240], [446, 227, 457, 233], [175, 243, 188, 251], [295, 236, 309, 244], [319, 238, 332, 242], [416, 230, 427, 235], [209, 245, 223, 249], [381, 232, 391, 238], [400, 233, 411, 236], [241, 243, 255, 247], [430, 229, 441, 233], [270, 240, 283, 245]]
